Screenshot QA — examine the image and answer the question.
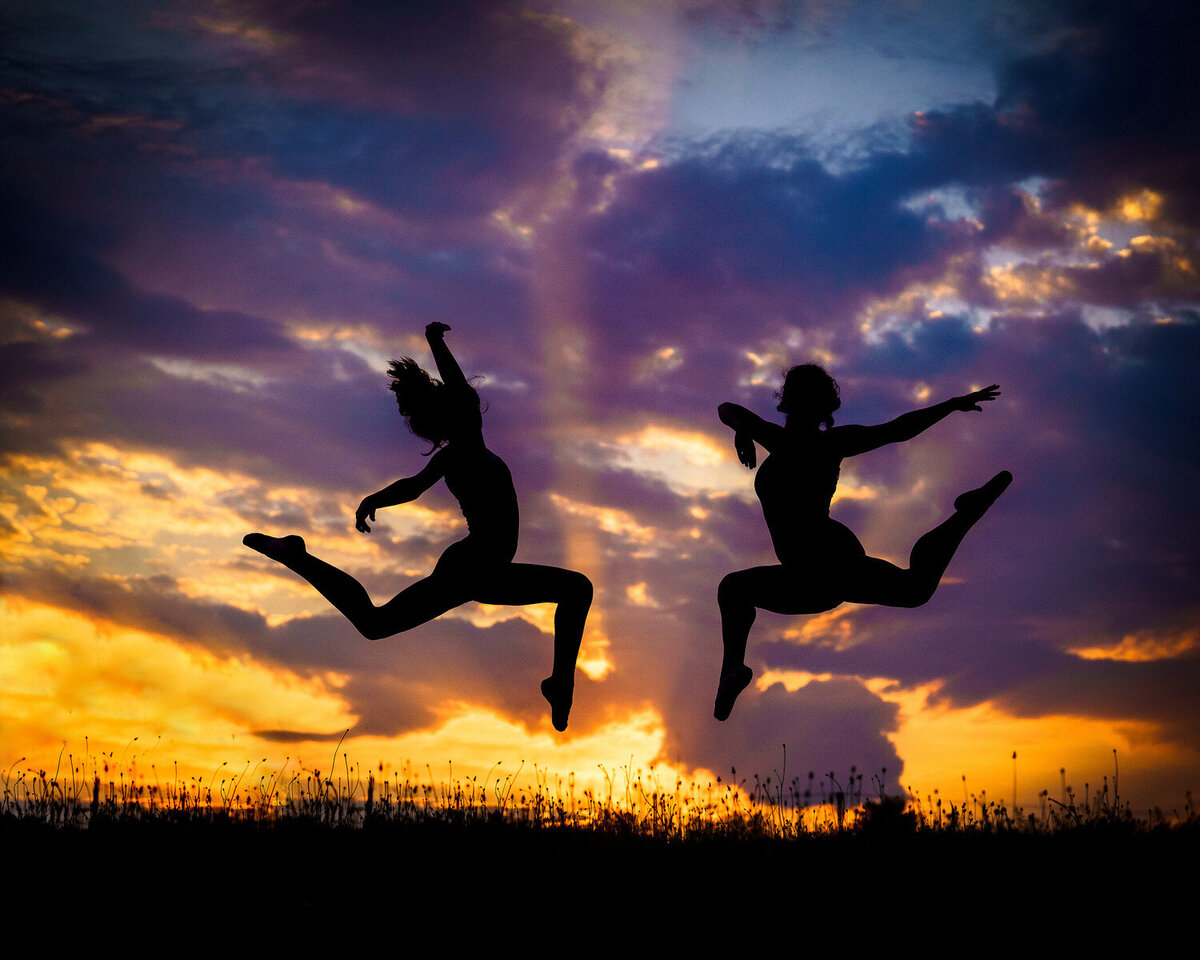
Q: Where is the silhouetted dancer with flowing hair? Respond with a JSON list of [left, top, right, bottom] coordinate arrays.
[[244, 322, 592, 731], [713, 364, 1012, 721]]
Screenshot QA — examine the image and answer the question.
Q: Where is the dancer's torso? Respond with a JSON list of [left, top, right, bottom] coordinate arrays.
[[756, 430, 859, 566], [435, 408, 520, 562]]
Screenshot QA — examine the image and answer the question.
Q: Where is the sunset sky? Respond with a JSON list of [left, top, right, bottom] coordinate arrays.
[[2, 0, 1197, 814]]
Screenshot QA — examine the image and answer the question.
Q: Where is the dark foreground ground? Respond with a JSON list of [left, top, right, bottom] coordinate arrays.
[[4, 814, 1196, 938]]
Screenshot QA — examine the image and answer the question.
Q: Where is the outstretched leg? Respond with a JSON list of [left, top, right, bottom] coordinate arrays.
[[843, 470, 1012, 607], [473, 563, 593, 731], [243, 534, 466, 639]]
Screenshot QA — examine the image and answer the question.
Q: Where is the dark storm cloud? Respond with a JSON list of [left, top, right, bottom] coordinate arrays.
[[0, 339, 81, 417], [0, 197, 293, 359], [858, 315, 981, 377], [583, 138, 942, 313], [995, 0, 1200, 220], [0, 0, 599, 494], [174, 0, 606, 218]]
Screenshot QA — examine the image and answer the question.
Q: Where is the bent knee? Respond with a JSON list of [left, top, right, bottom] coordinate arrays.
[[899, 578, 937, 608], [717, 571, 747, 606], [356, 614, 401, 642], [358, 624, 393, 641], [569, 571, 594, 607]]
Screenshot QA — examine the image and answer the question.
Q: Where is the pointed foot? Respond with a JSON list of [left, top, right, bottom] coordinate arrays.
[[953, 470, 1012, 521], [541, 677, 573, 732], [714, 664, 753, 721], [242, 533, 306, 563]]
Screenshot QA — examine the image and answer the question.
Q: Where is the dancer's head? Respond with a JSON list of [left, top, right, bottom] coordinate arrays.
[[387, 358, 479, 450], [777, 364, 840, 429]]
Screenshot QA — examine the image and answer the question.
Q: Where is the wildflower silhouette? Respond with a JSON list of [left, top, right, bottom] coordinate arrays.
[[713, 365, 1011, 720], [245, 323, 592, 730]]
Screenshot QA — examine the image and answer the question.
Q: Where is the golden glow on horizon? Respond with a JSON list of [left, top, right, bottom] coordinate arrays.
[[0, 597, 357, 771], [0, 593, 673, 796], [350, 704, 680, 795], [872, 679, 1193, 809], [7, 577, 1189, 816], [1, 445, 256, 574]]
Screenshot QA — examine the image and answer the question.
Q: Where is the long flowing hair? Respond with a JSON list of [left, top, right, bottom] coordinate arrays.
[[387, 358, 480, 452]]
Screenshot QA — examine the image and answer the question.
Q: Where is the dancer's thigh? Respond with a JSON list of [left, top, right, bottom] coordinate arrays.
[[839, 556, 912, 606], [470, 562, 588, 606], [725, 564, 842, 616], [376, 573, 472, 634]]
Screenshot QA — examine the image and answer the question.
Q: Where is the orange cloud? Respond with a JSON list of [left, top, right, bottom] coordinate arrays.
[[1069, 627, 1198, 662]]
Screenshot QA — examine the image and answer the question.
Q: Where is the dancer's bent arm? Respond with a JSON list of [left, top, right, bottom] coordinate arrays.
[[355, 453, 446, 533], [832, 385, 1000, 458], [718, 402, 783, 468]]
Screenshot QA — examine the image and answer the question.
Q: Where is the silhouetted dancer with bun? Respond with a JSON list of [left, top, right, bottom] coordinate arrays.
[[713, 365, 1011, 721], [244, 322, 592, 731]]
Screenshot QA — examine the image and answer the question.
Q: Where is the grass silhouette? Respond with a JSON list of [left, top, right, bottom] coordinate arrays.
[[4, 741, 1193, 835], [3, 745, 1195, 931]]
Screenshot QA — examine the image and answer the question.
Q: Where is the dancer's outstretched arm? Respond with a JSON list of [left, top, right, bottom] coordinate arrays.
[[355, 452, 446, 532], [425, 322, 469, 393], [832, 385, 1000, 458]]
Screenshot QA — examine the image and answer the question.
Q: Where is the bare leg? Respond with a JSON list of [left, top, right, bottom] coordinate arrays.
[[715, 565, 841, 720], [474, 563, 593, 731], [243, 534, 466, 639], [711, 472, 1010, 719], [245, 536, 591, 727], [843, 470, 1012, 607]]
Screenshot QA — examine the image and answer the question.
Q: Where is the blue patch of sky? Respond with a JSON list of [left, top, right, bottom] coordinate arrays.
[[665, 2, 1007, 148]]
